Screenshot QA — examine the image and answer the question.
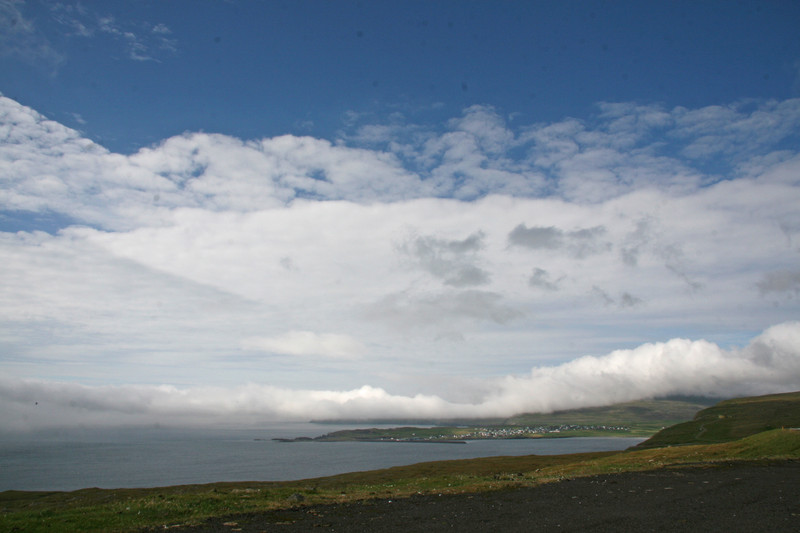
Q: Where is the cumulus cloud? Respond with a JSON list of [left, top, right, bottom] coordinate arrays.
[[0, 96, 175, 230], [674, 99, 800, 161], [2, 322, 798, 431], [241, 331, 366, 359], [0, 97, 429, 231], [484, 321, 800, 415], [3, 95, 799, 231], [448, 105, 515, 154], [344, 105, 546, 199]]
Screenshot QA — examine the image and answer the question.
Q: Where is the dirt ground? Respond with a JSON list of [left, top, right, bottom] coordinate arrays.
[[152, 460, 800, 532]]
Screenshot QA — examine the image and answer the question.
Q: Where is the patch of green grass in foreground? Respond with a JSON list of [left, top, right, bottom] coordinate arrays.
[[2, 428, 798, 533]]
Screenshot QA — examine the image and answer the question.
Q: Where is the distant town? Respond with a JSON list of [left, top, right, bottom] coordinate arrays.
[[274, 424, 632, 443], [436, 424, 631, 440]]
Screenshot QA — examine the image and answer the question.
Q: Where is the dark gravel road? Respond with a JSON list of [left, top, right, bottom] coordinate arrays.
[[152, 461, 800, 532]]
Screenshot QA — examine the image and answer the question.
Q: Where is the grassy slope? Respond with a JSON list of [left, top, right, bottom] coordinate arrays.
[[2, 392, 798, 533], [308, 398, 714, 441], [506, 398, 713, 435], [311, 397, 716, 429], [634, 391, 800, 448], [506, 398, 713, 426]]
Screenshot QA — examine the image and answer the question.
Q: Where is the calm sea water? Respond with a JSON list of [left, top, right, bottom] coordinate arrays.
[[0, 424, 645, 492]]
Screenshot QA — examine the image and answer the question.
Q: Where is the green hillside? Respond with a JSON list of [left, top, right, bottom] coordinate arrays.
[[303, 398, 717, 442], [315, 397, 715, 429], [505, 397, 713, 433], [634, 390, 800, 449]]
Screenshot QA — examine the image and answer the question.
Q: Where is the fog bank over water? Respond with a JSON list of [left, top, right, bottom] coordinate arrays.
[[2, 322, 798, 432]]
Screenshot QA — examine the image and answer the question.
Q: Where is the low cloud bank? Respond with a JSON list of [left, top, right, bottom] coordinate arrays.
[[2, 322, 799, 432]]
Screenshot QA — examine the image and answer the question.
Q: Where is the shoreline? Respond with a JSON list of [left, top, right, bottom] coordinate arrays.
[[273, 437, 468, 444], [271, 424, 638, 444], [1, 435, 647, 493]]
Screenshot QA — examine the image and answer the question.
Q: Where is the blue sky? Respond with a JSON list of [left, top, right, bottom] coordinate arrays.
[[1, 0, 800, 430], [5, 1, 800, 153]]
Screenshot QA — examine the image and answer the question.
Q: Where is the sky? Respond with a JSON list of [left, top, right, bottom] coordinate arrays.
[[1, 0, 800, 431]]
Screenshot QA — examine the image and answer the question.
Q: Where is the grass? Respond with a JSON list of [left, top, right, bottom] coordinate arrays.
[[2, 392, 798, 533], [505, 398, 714, 432], [634, 390, 800, 448]]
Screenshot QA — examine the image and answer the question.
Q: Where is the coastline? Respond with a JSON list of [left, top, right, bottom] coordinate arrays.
[[273, 437, 468, 444], [271, 423, 637, 444], [0, 432, 645, 492]]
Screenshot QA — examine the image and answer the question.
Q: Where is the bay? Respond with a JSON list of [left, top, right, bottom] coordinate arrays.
[[0, 425, 645, 492]]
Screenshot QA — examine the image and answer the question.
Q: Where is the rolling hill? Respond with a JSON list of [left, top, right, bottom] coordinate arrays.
[[634, 390, 800, 448]]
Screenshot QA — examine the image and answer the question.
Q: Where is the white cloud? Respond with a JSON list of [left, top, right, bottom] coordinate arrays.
[[51, 5, 178, 62], [1, 96, 800, 429], [448, 105, 515, 154], [483, 321, 800, 415], [674, 99, 800, 160], [1, 322, 798, 431], [0, 96, 176, 230], [241, 331, 366, 359], [0, 97, 428, 229]]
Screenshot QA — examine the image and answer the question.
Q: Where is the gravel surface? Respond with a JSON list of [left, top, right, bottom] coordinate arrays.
[[152, 461, 800, 532]]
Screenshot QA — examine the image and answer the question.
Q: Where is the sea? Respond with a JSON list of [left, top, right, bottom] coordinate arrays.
[[0, 424, 646, 492]]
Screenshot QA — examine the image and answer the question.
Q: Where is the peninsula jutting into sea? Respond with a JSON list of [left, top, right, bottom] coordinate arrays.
[[273, 397, 722, 443], [273, 423, 633, 443]]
